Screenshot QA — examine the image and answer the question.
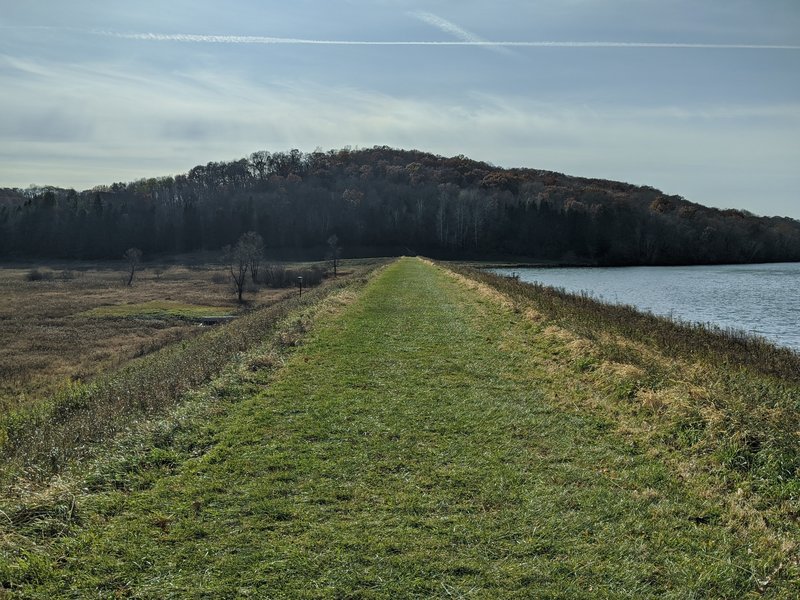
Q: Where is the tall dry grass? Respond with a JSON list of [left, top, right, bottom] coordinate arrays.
[[0, 261, 290, 416], [454, 265, 800, 382]]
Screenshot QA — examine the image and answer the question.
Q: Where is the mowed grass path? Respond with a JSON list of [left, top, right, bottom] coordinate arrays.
[[21, 258, 774, 597]]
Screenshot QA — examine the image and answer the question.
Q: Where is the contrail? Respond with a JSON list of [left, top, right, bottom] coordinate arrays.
[[410, 11, 512, 55], [95, 31, 800, 50], [411, 11, 490, 44]]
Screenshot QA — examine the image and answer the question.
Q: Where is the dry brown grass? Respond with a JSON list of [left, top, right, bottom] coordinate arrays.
[[0, 260, 288, 415], [437, 266, 515, 310]]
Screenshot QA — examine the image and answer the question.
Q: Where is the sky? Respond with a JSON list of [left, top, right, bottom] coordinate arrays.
[[1, 0, 799, 218]]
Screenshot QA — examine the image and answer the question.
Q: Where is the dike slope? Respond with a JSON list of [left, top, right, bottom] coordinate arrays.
[[3, 257, 795, 598]]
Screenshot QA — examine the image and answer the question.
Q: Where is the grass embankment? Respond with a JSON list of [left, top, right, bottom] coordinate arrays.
[[2, 257, 796, 597], [450, 265, 799, 501], [0, 262, 379, 483], [456, 265, 800, 383]]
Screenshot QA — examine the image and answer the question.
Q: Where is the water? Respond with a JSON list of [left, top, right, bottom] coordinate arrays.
[[493, 263, 800, 352]]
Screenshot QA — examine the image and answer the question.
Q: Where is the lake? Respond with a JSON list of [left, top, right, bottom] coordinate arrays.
[[493, 263, 800, 352]]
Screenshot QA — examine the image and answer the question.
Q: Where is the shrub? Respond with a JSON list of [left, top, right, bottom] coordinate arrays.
[[264, 264, 327, 288], [289, 265, 327, 287], [264, 264, 289, 287], [26, 269, 53, 282]]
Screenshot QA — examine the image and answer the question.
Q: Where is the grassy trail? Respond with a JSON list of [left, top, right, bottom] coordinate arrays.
[[7, 258, 789, 597]]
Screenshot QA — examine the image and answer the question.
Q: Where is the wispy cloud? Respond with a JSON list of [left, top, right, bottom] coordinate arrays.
[[94, 30, 800, 50], [411, 11, 487, 44], [2, 52, 798, 217], [409, 11, 511, 55]]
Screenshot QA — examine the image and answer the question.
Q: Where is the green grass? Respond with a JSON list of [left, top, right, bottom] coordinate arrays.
[[2, 258, 796, 597], [81, 300, 235, 320]]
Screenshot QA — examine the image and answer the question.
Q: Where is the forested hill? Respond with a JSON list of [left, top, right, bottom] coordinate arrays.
[[2, 146, 799, 264]]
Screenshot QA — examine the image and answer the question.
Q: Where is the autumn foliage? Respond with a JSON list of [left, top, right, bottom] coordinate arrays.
[[2, 146, 799, 264]]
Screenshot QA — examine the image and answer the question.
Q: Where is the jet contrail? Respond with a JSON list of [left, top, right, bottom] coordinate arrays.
[[411, 11, 490, 44], [410, 10, 512, 55], [95, 31, 800, 50]]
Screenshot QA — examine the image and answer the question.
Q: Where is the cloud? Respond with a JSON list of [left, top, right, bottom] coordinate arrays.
[[411, 11, 486, 44], [409, 11, 512, 55], [93, 30, 800, 50], [0, 53, 798, 217]]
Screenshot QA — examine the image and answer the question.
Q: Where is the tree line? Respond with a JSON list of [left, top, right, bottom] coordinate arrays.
[[2, 146, 799, 265]]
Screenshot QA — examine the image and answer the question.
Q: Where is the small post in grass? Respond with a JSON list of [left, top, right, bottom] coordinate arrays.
[[297, 275, 303, 298]]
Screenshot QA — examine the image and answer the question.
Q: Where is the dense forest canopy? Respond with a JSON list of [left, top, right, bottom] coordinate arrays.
[[2, 146, 799, 264]]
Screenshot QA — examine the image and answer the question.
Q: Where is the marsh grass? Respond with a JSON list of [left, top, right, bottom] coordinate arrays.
[[0, 258, 329, 417], [0, 261, 257, 415], [0, 260, 381, 482], [81, 300, 234, 320]]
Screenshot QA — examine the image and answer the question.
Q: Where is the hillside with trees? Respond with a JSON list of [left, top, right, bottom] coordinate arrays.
[[2, 146, 799, 264]]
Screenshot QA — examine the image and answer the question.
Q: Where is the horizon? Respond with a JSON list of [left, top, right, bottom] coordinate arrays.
[[2, 1, 799, 218]]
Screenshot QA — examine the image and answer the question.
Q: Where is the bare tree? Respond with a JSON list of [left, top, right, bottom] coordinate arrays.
[[123, 247, 142, 286], [224, 242, 249, 303], [239, 231, 265, 283], [327, 234, 341, 277]]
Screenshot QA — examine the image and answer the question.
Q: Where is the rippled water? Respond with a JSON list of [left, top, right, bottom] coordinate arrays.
[[493, 263, 800, 352]]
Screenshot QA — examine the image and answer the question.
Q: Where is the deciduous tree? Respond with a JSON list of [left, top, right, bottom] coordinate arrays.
[[239, 231, 265, 283], [327, 234, 341, 276], [123, 247, 142, 286], [224, 241, 249, 303]]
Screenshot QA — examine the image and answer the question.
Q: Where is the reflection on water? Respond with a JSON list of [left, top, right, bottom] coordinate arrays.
[[494, 263, 800, 352]]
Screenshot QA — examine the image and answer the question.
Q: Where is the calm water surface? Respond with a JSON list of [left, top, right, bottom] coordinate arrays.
[[494, 263, 800, 352]]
